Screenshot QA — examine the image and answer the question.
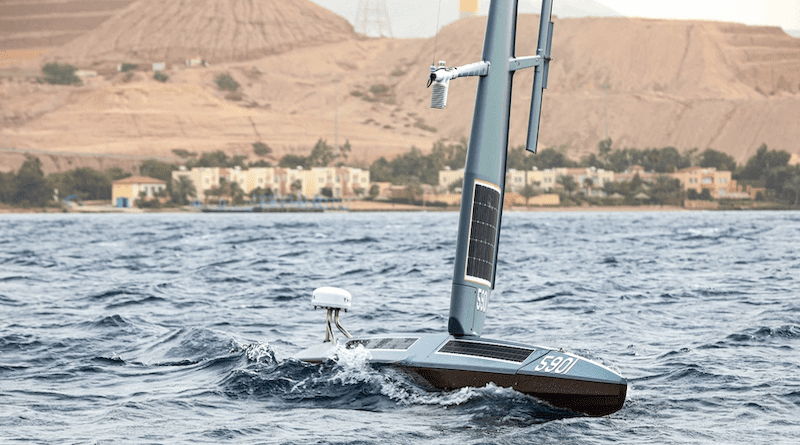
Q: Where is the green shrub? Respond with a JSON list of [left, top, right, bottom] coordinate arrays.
[[120, 63, 138, 72], [137, 198, 162, 209], [153, 71, 168, 82], [413, 118, 437, 133], [40, 63, 81, 86], [248, 160, 272, 168], [252, 142, 272, 157], [369, 84, 389, 95], [215, 73, 240, 92], [172, 149, 197, 158], [353, 85, 394, 104]]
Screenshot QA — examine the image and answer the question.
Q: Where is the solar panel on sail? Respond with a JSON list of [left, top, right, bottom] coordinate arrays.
[[465, 182, 500, 284]]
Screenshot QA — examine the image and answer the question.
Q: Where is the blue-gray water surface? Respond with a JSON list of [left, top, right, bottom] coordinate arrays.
[[1, 211, 798, 444]]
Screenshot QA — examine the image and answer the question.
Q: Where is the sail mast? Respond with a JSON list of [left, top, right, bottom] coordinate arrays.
[[442, 0, 554, 336]]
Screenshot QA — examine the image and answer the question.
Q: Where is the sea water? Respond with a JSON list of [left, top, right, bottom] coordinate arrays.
[[1, 211, 798, 444]]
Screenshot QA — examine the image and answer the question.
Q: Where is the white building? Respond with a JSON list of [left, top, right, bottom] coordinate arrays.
[[172, 166, 370, 201]]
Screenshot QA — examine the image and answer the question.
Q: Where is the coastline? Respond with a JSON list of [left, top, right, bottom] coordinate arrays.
[[2, 202, 782, 214]]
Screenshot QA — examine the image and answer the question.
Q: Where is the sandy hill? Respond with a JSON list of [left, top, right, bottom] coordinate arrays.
[[45, 0, 354, 66], [394, 15, 800, 161], [2, 10, 800, 175], [0, 0, 134, 51]]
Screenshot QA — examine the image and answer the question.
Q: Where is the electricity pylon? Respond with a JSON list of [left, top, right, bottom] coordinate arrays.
[[354, 0, 393, 38]]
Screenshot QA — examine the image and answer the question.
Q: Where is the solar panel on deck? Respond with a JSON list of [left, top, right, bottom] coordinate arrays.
[[347, 337, 418, 350], [465, 183, 500, 284], [437, 340, 533, 363]]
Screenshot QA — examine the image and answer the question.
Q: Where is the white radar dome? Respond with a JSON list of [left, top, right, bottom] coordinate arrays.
[[311, 287, 352, 311]]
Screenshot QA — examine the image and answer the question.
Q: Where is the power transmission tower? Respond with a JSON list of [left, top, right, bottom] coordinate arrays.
[[354, 0, 393, 38]]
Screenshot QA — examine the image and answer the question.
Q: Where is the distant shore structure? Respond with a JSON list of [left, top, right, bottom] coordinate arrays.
[[112, 176, 166, 208], [460, 0, 479, 20], [354, 0, 393, 38], [172, 165, 370, 202]]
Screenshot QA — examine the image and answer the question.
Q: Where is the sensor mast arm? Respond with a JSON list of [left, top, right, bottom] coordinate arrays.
[[429, 60, 489, 109], [429, 60, 490, 83]]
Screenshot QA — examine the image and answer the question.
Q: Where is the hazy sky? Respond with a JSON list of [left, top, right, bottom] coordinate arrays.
[[601, 0, 800, 30], [310, 0, 800, 38]]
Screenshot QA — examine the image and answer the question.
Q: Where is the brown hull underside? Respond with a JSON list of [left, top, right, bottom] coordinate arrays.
[[400, 366, 627, 417]]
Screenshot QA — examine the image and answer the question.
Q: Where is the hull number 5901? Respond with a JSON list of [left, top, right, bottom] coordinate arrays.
[[476, 288, 489, 312], [534, 354, 579, 374]]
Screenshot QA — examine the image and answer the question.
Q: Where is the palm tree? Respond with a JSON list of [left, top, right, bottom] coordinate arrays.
[[406, 182, 423, 205], [583, 178, 594, 196], [171, 176, 197, 205], [783, 176, 800, 205], [520, 183, 539, 206], [290, 179, 303, 199], [557, 175, 578, 196]]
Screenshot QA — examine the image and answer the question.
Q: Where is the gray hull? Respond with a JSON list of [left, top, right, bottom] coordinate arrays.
[[296, 333, 627, 416]]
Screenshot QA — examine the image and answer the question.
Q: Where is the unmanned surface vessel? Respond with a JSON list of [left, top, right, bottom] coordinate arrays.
[[296, 0, 627, 417]]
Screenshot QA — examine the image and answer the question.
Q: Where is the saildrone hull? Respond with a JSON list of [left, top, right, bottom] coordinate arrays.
[[296, 333, 627, 417], [400, 366, 626, 417]]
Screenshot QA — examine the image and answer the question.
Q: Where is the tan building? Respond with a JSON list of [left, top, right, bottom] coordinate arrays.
[[505, 168, 561, 192], [562, 167, 614, 196], [528, 168, 562, 191], [440, 167, 564, 193], [308, 167, 369, 198], [173, 166, 369, 201], [669, 167, 742, 199], [244, 167, 278, 194], [505, 169, 527, 192], [439, 168, 465, 191], [614, 165, 659, 184], [172, 167, 222, 201], [112, 176, 166, 208]]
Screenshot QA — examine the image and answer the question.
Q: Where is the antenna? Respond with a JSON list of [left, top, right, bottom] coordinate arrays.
[[354, 0, 393, 38]]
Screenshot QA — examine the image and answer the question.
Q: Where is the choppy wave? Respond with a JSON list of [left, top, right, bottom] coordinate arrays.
[[0, 212, 799, 444]]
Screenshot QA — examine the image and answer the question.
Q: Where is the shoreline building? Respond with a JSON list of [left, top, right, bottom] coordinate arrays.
[[112, 176, 166, 208], [669, 167, 752, 199], [564, 167, 615, 196], [172, 166, 370, 202], [441, 165, 747, 200]]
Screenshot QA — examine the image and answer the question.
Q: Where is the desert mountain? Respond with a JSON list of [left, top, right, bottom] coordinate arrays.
[[46, 0, 354, 66], [400, 15, 800, 161], [0, 0, 135, 51], [2, 8, 800, 175]]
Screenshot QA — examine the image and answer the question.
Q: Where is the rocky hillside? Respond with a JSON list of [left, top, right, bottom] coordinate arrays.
[[2, 4, 799, 175], [395, 15, 800, 161], [45, 0, 354, 66], [0, 0, 134, 51]]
